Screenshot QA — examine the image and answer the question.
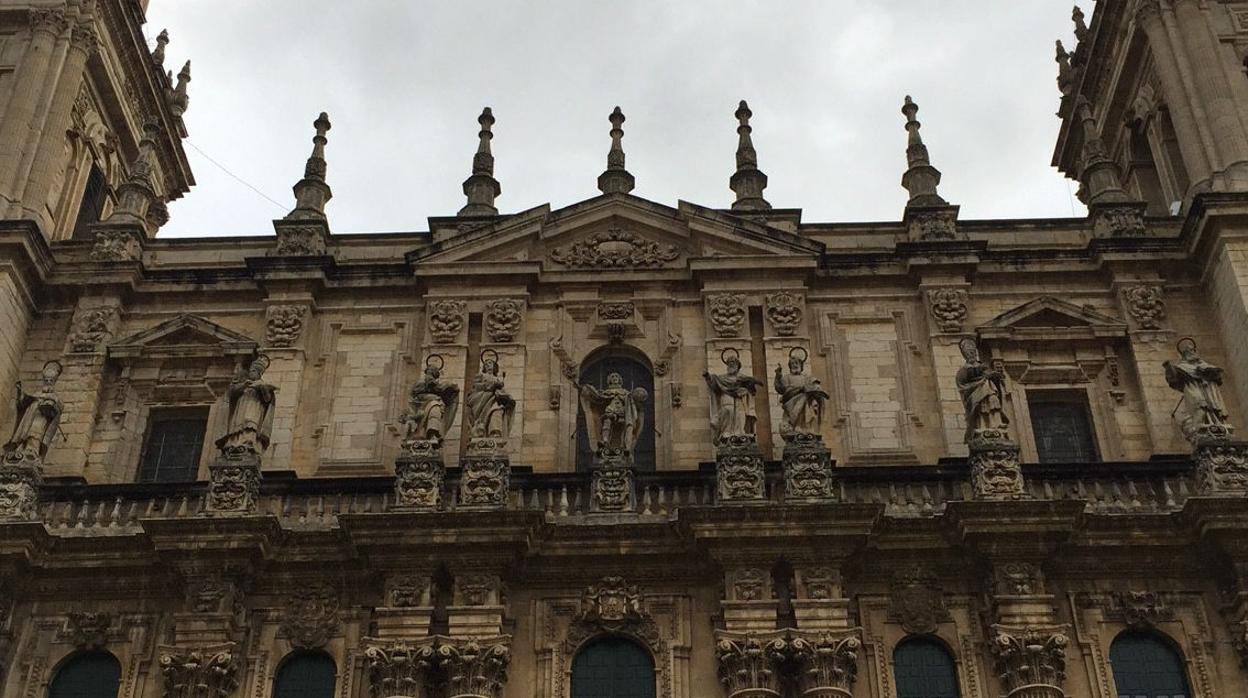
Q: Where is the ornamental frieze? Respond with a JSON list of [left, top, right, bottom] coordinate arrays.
[[549, 227, 679, 269]]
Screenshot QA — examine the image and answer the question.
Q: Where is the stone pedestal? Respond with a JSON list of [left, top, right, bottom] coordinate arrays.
[[968, 430, 1025, 500], [782, 433, 834, 501], [716, 435, 765, 503], [205, 455, 261, 514], [459, 438, 510, 508], [0, 458, 41, 521], [394, 440, 445, 510], [590, 448, 635, 512], [1193, 432, 1248, 495]]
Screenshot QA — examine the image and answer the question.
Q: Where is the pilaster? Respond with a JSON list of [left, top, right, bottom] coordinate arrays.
[[0, 9, 65, 209]]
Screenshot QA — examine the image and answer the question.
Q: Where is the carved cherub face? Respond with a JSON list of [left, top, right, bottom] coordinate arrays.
[[607, 372, 624, 389]]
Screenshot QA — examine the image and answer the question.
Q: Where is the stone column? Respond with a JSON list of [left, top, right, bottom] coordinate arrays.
[[44, 297, 122, 478], [0, 9, 64, 208], [788, 632, 861, 698], [1172, 0, 1248, 188], [714, 632, 789, 698], [364, 640, 438, 698], [19, 19, 97, 235]]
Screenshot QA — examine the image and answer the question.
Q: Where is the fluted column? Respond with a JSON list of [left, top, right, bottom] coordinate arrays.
[[0, 9, 66, 209], [1172, 0, 1248, 188]]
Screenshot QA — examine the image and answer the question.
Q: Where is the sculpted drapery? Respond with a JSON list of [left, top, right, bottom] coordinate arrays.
[[1164, 338, 1231, 441], [578, 372, 648, 456], [404, 356, 460, 444], [955, 338, 1009, 442], [465, 351, 515, 439], [215, 355, 276, 458], [704, 351, 764, 444], [774, 349, 828, 438], [3, 360, 63, 462]]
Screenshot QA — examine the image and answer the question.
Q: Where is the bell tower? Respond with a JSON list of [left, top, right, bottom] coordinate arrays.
[[1052, 1, 1248, 215], [0, 0, 193, 240]]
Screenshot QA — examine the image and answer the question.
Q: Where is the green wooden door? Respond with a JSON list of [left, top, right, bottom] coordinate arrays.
[[571, 637, 656, 698], [48, 652, 120, 698], [273, 652, 336, 698], [894, 639, 960, 698], [1110, 633, 1191, 698]]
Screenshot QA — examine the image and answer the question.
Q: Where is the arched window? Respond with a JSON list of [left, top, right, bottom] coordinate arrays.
[[893, 638, 960, 698], [273, 651, 336, 698], [570, 636, 656, 698], [575, 350, 656, 471], [1109, 632, 1191, 698], [48, 651, 121, 698]]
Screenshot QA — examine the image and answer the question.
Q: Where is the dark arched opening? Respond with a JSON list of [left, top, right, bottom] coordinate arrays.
[[893, 637, 960, 698], [575, 348, 656, 471], [1109, 631, 1191, 698], [571, 636, 656, 698], [47, 651, 121, 698], [273, 651, 336, 698]]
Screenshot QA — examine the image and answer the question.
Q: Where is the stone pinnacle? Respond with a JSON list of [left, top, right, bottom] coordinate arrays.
[[459, 107, 501, 216], [597, 106, 635, 195], [729, 100, 770, 211]]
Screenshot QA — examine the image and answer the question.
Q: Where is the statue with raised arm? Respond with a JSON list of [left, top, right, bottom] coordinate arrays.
[[403, 355, 460, 445], [215, 355, 277, 459], [774, 347, 829, 439], [3, 360, 64, 463], [465, 349, 515, 439], [1165, 338, 1231, 441], [577, 371, 648, 457], [956, 339, 1009, 442], [704, 348, 765, 445]]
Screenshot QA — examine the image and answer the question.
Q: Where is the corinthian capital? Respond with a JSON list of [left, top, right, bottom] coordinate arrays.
[[789, 632, 861, 698], [989, 627, 1069, 698], [29, 8, 68, 36], [438, 638, 511, 698], [159, 645, 241, 698], [70, 20, 98, 54], [715, 631, 789, 698]]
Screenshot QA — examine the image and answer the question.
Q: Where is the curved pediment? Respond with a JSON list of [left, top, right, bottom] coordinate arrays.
[[978, 296, 1127, 341], [109, 314, 259, 360]]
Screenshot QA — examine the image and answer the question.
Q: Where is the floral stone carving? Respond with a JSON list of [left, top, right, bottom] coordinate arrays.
[[485, 298, 523, 342], [365, 640, 438, 698], [790, 632, 860, 698], [549, 227, 679, 268], [438, 637, 512, 698], [271, 225, 327, 256], [281, 583, 340, 649], [1122, 285, 1165, 330], [765, 291, 803, 336], [0, 461, 41, 521], [926, 288, 968, 333], [597, 301, 635, 321], [159, 646, 241, 698], [1104, 590, 1172, 628], [395, 440, 445, 509], [428, 300, 466, 343], [909, 210, 959, 241], [726, 568, 771, 602], [68, 307, 118, 352], [65, 611, 112, 649], [989, 628, 1068, 698], [206, 461, 260, 513], [715, 633, 789, 698], [1092, 204, 1146, 238], [265, 305, 307, 347], [708, 293, 746, 337]]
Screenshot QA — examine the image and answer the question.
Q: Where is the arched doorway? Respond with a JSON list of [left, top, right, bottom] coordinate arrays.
[[47, 652, 121, 698], [893, 638, 960, 698], [570, 636, 656, 698], [273, 651, 336, 698], [1109, 631, 1191, 698], [575, 349, 656, 471]]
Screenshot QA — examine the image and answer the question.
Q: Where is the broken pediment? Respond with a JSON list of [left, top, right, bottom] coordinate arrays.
[[978, 296, 1127, 342], [108, 314, 259, 360], [406, 193, 822, 272]]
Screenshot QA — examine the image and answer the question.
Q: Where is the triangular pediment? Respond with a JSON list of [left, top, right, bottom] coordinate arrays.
[[406, 193, 822, 273], [979, 296, 1127, 340], [109, 314, 258, 359]]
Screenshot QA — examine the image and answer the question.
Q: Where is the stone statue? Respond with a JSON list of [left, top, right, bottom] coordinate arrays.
[[704, 349, 765, 445], [576, 371, 648, 457], [774, 347, 828, 438], [956, 339, 1009, 442], [1164, 338, 1231, 441], [3, 360, 64, 463], [215, 355, 277, 458], [465, 349, 515, 439], [403, 355, 460, 445]]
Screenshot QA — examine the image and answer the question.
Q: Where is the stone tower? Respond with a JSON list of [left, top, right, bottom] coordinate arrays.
[[1052, 1, 1248, 215], [0, 0, 193, 241]]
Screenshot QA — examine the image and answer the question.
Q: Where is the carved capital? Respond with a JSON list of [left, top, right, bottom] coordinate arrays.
[[715, 631, 789, 698], [989, 628, 1068, 698], [365, 639, 438, 698], [438, 637, 511, 698], [789, 632, 861, 698], [28, 8, 68, 37], [159, 645, 241, 698], [69, 20, 98, 55]]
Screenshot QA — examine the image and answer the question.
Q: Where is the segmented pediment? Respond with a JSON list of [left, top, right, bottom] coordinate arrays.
[[979, 296, 1127, 341], [109, 314, 258, 359]]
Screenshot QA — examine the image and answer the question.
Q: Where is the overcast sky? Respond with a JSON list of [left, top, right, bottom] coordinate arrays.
[[144, 1, 1086, 238]]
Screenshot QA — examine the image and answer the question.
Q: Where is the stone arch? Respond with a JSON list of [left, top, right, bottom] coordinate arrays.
[[892, 636, 961, 698], [273, 650, 336, 698], [574, 344, 657, 471], [569, 635, 656, 698], [1108, 629, 1193, 698], [47, 650, 122, 698]]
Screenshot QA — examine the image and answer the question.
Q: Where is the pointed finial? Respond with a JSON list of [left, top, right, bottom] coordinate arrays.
[[729, 100, 770, 211], [459, 107, 501, 216], [104, 117, 160, 229], [1072, 6, 1088, 43], [597, 106, 635, 195], [286, 111, 334, 220], [152, 28, 168, 66], [899, 95, 947, 208], [1075, 97, 1130, 205], [169, 60, 191, 116]]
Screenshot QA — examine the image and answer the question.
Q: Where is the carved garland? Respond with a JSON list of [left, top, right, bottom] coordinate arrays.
[[549, 227, 679, 269]]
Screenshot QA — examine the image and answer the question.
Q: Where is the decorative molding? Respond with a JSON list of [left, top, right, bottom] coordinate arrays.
[[485, 298, 523, 343], [988, 627, 1068, 698], [887, 567, 948, 635], [926, 288, 968, 333], [1121, 285, 1166, 330], [90, 230, 141, 262], [62, 612, 112, 650], [270, 224, 327, 256], [725, 568, 772, 602], [265, 305, 307, 347], [708, 293, 747, 338], [428, 300, 466, 343], [549, 227, 679, 269], [565, 577, 663, 655], [765, 291, 803, 336], [1101, 591, 1173, 628]]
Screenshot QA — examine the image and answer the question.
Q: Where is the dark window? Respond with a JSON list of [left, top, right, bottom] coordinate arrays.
[[571, 637, 656, 698], [894, 639, 960, 698], [71, 164, 109, 239], [274, 652, 336, 698], [137, 410, 207, 482], [1028, 393, 1098, 463], [575, 352, 656, 471], [48, 651, 121, 698], [1109, 632, 1191, 698]]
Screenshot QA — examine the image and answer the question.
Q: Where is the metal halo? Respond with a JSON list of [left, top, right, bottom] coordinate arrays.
[[1176, 336, 1198, 354], [425, 353, 445, 371], [721, 347, 741, 365], [788, 346, 809, 363], [480, 348, 499, 365]]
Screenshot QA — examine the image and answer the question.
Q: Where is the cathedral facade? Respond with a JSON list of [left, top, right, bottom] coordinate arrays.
[[3, 1, 1248, 698]]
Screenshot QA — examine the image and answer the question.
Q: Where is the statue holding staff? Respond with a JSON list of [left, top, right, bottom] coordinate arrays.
[[1164, 337, 1231, 441], [575, 371, 648, 457], [3, 360, 64, 463], [216, 354, 277, 458], [956, 338, 1009, 442]]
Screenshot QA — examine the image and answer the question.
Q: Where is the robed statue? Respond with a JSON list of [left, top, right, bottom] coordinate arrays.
[[956, 339, 1009, 442], [3, 360, 64, 463], [465, 349, 515, 439], [403, 355, 460, 444], [704, 349, 765, 445], [1164, 338, 1231, 441], [216, 355, 277, 458], [774, 347, 829, 438], [577, 371, 648, 457]]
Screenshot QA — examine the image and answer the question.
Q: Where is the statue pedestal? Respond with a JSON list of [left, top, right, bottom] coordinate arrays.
[[716, 435, 765, 503], [590, 448, 635, 512], [1193, 431, 1248, 495], [394, 440, 445, 510], [459, 438, 511, 509], [968, 430, 1025, 500], [0, 456, 42, 521], [206, 453, 261, 514], [782, 433, 834, 501]]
